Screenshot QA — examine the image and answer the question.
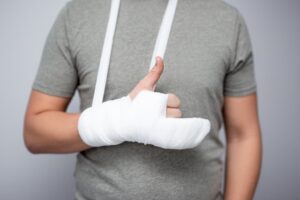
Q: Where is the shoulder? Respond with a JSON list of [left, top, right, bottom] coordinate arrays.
[[62, 0, 104, 23], [207, 0, 242, 26], [188, 0, 244, 34], [58, 0, 110, 32], [209, 0, 240, 17], [213, 0, 249, 31], [56, 0, 108, 47]]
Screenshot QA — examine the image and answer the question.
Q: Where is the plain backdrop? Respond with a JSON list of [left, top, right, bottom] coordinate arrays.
[[0, 0, 299, 199]]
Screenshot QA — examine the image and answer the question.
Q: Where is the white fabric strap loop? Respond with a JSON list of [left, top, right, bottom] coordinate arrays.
[[148, 0, 178, 71], [92, 0, 121, 106], [92, 0, 178, 106]]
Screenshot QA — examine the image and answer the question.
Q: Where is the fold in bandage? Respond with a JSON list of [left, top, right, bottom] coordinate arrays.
[[78, 90, 211, 149]]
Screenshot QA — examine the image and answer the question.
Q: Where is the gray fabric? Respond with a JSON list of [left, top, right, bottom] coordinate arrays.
[[32, 0, 257, 199]]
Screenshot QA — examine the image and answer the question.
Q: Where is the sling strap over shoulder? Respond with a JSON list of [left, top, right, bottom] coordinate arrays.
[[92, 0, 178, 106]]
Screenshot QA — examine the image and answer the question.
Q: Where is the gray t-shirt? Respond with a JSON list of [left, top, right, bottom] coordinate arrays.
[[32, 0, 257, 199]]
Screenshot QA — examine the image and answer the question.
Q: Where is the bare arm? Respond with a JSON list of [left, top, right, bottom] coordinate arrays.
[[23, 90, 91, 154], [222, 92, 263, 200]]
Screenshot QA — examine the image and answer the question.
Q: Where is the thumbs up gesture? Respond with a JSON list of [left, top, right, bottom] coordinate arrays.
[[78, 56, 211, 149], [129, 56, 182, 119]]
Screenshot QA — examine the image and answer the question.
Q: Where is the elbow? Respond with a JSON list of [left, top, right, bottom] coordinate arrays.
[[225, 125, 262, 143], [23, 119, 42, 154], [23, 130, 40, 154]]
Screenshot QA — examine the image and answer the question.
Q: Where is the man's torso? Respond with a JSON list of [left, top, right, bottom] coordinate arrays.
[[70, 0, 238, 199]]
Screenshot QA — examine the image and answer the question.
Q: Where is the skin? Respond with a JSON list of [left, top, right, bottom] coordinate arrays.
[[223, 92, 262, 200], [23, 56, 262, 199]]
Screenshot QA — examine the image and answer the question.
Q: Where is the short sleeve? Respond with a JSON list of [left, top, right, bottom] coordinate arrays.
[[32, 3, 78, 98], [223, 10, 257, 97]]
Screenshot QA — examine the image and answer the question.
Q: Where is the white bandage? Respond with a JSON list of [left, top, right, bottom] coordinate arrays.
[[77, 95, 130, 147], [78, 90, 211, 149]]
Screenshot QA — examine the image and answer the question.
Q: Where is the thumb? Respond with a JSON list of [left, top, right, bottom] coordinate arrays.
[[128, 56, 164, 100], [140, 56, 164, 91]]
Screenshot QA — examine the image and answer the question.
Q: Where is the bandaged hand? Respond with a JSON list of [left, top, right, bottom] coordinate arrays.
[[77, 57, 211, 149]]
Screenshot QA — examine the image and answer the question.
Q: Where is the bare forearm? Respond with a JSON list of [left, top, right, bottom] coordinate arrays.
[[24, 111, 90, 154], [224, 131, 262, 200]]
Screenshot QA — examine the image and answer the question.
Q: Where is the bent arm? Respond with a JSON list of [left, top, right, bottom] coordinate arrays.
[[222, 92, 263, 200], [23, 90, 90, 154]]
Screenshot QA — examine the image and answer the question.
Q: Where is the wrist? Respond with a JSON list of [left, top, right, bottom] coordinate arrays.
[[77, 96, 130, 147]]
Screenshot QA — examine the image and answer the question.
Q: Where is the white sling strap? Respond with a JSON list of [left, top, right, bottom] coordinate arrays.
[[92, 0, 178, 107]]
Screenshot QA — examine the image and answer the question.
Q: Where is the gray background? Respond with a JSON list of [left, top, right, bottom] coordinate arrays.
[[0, 0, 299, 199]]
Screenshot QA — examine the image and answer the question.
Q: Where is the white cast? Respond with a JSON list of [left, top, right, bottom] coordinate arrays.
[[78, 90, 211, 149]]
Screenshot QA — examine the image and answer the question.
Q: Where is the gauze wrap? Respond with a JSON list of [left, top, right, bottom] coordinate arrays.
[[78, 90, 211, 150]]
